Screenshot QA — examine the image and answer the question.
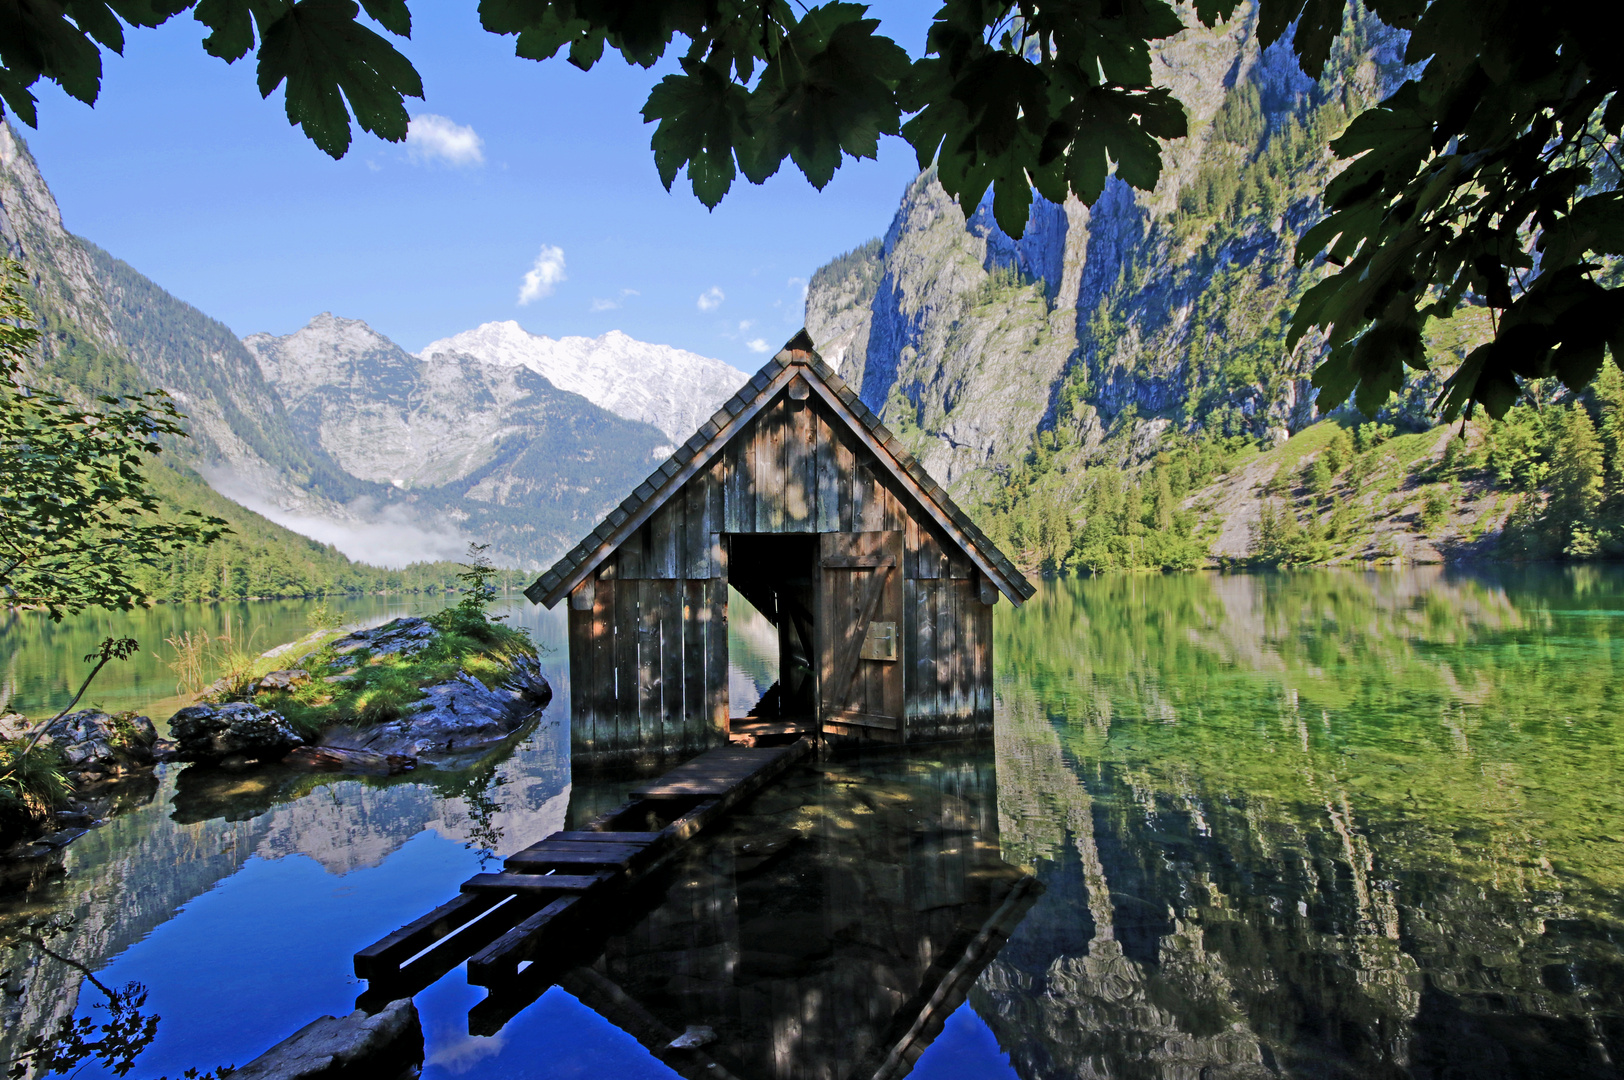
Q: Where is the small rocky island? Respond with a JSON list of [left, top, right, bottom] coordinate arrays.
[[171, 614, 551, 771], [0, 609, 551, 858]]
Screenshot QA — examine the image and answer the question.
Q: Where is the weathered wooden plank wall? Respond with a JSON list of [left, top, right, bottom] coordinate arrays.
[[569, 390, 994, 764]]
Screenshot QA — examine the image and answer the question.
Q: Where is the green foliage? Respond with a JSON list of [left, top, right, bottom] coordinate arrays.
[[978, 427, 1236, 574], [11, 0, 1619, 432], [1419, 486, 1451, 533], [1289, 1, 1624, 422], [0, 738, 68, 827], [1322, 425, 1354, 474], [1353, 422, 1394, 453], [0, 261, 226, 619], [428, 542, 516, 644], [1251, 498, 1329, 567]]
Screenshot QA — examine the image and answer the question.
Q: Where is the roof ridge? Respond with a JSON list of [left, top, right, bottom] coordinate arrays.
[[527, 330, 1034, 607]]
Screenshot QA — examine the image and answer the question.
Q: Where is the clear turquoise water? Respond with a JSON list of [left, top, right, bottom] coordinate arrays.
[[2, 566, 1622, 1079]]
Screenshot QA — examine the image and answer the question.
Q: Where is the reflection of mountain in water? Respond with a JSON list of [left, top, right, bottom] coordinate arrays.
[[0, 721, 571, 1066], [554, 752, 1033, 1080], [979, 569, 1624, 1080]]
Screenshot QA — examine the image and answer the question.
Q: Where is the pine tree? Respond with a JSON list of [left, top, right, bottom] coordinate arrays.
[[1545, 404, 1605, 555], [1593, 358, 1624, 496]]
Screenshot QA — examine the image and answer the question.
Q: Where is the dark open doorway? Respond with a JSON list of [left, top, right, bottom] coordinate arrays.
[[726, 533, 817, 724]]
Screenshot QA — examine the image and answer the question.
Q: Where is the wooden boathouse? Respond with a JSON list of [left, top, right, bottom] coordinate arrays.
[[526, 330, 1033, 764]]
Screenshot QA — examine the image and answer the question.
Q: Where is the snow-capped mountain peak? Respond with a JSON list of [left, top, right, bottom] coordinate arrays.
[[420, 321, 747, 443]]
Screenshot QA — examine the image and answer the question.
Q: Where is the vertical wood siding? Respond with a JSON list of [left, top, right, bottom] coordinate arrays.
[[569, 391, 994, 765]]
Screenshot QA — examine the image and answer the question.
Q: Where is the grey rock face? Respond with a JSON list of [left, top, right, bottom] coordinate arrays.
[[420, 320, 747, 445], [328, 617, 438, 659], [800, 5, 1395, 494], [242, 314, 674, 566], [337, 671, 542, 759], [0, 711, 158, 781], [169, 703, 304, 764], [234, 998, 422, 1080]]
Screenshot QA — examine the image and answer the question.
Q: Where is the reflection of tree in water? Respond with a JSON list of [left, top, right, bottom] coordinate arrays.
[[3, 927, 231, 1080], [431, 763, 507, 869]]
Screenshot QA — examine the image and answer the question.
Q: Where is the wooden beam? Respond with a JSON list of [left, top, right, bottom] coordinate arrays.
[[822, 554, 896, 568]]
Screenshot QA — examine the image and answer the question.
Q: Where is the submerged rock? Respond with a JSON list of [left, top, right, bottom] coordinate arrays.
[[234, 997, 422, 1080], [169, 702, 304, 764], [328, 617, 438, 659], [0, 710, 158, 784]]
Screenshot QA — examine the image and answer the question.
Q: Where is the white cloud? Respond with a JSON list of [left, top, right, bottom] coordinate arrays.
[[737, 319, 754, 332], [406, 114, 485, 167], [518, 245, 566, 305], [203, 469, 468, 568], [590, 288, 640, 312], [697, 286, 725, 312], [747, 338, 771, 354]]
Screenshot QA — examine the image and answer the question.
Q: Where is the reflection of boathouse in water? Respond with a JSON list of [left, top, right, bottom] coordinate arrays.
[[526, 331, 1034, 766], [545, 752, 1038, 1080]]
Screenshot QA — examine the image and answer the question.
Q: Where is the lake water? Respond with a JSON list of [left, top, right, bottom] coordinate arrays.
[[2, 567, 1622, 1079]]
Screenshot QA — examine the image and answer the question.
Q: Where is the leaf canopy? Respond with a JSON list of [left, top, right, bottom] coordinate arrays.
[[3, 0, 1622, 418]]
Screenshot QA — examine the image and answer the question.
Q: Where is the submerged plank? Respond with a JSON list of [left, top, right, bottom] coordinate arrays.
[[467, 896, 582, 986], [505, 843, 650, 871], [630, 743, 803, 798], [355, 740, 811, 1003], [353, 892, 503, 979], [462, 872, 613, 894]]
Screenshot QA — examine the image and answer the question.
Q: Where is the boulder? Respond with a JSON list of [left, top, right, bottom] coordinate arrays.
[[233, 998, 422, 1080], [327, 617, 438, 659], [255, 669, 311, 694], [0, 710, 158, 783], [329, 659, 551, 759], [168, 702, 304, 764]]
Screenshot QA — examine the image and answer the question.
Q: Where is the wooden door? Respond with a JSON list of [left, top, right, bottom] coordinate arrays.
[[817, 531, 904, 740]]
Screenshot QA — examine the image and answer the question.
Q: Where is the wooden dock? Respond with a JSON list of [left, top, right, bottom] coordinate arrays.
[[353, 738, 812, 1000]]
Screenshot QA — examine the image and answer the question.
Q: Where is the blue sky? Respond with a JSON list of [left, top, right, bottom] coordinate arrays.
[[21, 3, 938, 368]]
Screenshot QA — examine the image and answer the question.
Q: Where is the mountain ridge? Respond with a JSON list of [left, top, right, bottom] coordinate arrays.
[[421, 320, 745, 445], [0, 123, 719, 573]]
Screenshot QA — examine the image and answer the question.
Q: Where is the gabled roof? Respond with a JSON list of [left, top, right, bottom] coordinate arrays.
[[526, 330, 1035, 608]]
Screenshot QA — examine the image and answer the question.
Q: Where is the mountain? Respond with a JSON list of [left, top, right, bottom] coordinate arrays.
[[242, 314, 673, 561], [420, 320, 745, 445], [800, 6, 1604, 571], [0, 123, 700, 577]]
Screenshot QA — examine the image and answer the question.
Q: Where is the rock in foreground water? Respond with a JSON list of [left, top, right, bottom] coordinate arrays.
[[233, 997, 422, 1079], [0, 710, 158, 784], [169, 702, 304, 764], [324, 655, 552, 759]]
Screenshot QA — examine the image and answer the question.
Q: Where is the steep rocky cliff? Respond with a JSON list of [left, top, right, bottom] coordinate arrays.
[[804, 4, 1416, 497], [245, 314, 667, 493]]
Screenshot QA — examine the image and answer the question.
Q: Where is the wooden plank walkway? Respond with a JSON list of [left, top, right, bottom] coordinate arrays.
[[354, 738, 812, 1001]]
